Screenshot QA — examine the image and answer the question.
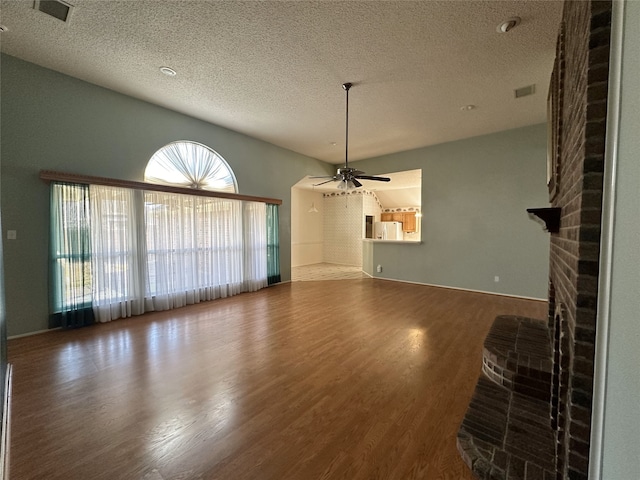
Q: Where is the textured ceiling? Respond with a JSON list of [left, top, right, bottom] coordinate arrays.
[[0, 0, 562, 164]]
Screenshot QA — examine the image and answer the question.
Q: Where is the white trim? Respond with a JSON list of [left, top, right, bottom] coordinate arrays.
[[372, 276, 546, 302], [0, 364, 12, 480], [8, 327, 61, 340], [589, 1, 625, 478]]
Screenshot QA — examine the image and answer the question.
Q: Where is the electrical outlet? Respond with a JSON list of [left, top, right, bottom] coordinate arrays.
[[494, 276, 500, 283], [377, 265, 382, 273]]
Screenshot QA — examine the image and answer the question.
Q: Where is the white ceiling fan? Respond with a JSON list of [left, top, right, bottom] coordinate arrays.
[[311, 83, 391, 189]]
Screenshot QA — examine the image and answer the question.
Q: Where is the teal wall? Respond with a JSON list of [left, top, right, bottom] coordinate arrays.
[[0, 54, 332, 336], [362, 240, 373, 276], [0, 168, 6, 409], [352, 124, 550, 299]]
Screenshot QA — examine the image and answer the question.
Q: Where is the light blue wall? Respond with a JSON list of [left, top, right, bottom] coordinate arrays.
[[362, 240, 374, 276], [0, 54, 332, 336], [352, 124, 550, 299], [1, 53, 551, 337], [0, 168, 6, 407]]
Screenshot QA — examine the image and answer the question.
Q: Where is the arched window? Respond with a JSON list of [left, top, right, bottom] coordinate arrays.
[[144, 141, 238, 193]]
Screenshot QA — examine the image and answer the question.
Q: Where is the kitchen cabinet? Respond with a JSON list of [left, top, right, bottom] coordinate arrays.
[[402, 212, 417, 233], [380, 212, 417, 232]]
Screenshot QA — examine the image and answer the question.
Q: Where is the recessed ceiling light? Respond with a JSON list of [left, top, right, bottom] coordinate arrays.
[[497, 17, 521, 33], [159, 66, 177, 77], [460, 105, 477, 111]]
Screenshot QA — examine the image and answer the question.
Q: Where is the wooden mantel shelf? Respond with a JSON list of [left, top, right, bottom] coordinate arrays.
[[526, 208, 561, 233]]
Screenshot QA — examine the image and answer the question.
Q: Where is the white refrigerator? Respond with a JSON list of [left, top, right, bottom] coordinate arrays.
[[374, 221, 403, 240]]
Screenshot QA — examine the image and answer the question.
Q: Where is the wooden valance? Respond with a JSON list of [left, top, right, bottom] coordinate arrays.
[[39, 170, 282, 205]]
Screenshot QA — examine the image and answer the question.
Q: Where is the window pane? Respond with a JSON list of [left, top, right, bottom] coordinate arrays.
[[145, 141, 237, 193]]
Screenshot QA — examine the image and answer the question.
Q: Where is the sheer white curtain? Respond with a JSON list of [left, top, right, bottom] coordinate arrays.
[[192, 196, 244, 299], [90, 185, 146, 323], [87, 187, 269, 321], [143, 192, 246, 311], [243, 201, 267, 292]]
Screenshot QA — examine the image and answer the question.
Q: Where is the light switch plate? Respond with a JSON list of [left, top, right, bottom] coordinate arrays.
[[7, 230, 16, 240]]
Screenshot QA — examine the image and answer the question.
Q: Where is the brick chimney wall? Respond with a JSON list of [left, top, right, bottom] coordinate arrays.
[[549, 1, 611, 479]]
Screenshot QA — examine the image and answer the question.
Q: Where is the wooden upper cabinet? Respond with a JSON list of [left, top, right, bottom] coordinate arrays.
[[402, 212, 417, 232], [380, 211, 417, 232]]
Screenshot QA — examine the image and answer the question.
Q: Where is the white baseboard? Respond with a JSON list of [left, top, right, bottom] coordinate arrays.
[[8, 327, 61, 340], [372, 276, 547, 302]]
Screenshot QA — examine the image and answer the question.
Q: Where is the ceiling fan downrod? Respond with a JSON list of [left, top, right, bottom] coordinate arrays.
[[343, 82, 352, 170], [308, 82, 390, 188]]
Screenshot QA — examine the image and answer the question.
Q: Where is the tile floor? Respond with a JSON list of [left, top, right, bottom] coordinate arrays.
[[291, 263, 367, 281]]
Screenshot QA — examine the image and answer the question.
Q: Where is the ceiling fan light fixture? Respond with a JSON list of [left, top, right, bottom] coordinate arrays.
[[337, 179, 358, 190]]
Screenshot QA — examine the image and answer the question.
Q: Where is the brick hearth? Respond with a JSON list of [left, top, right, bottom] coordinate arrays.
[[458, 315, 555, 480]]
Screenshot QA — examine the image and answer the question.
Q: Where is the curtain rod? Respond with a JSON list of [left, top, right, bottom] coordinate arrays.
[[39, 170, 283, 205]]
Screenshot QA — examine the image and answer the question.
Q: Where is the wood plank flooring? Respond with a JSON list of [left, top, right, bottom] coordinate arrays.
[[8, 279, 546, 480]]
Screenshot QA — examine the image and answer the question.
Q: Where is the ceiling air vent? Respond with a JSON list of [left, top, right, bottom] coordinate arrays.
[[514, 84, 536, 98], [34, 0, 73, 23]]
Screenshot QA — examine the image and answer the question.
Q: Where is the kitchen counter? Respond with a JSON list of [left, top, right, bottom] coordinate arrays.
[[363, 238, 422, 244]]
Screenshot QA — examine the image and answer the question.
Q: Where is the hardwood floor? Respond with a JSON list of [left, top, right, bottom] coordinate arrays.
[[8, 279, 546, 480]]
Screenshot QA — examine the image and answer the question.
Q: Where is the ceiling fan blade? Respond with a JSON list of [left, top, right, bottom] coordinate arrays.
[[355, 175, 391, 182], [352, 178, 362, 188], [313, 179, 337, 186], [309, 175, 336, 179]]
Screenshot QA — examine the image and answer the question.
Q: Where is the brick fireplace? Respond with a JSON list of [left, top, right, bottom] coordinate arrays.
[[548, 1, 611, 478], [457, 1, 612, 479]]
